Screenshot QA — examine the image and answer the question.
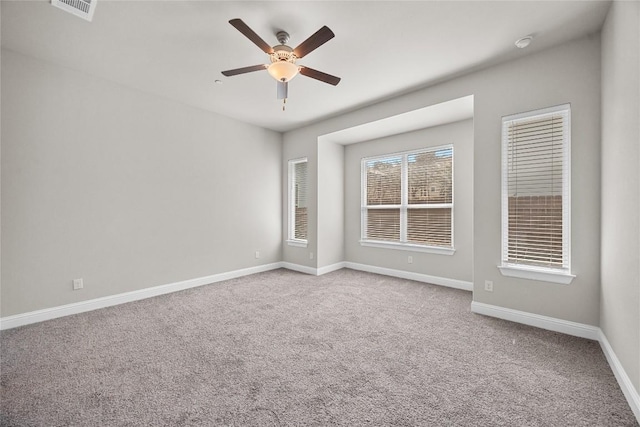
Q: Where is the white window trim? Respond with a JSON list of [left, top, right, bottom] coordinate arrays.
[[499, 104, 574, 284], [360, 145, 454, 254], [287, 157, 308, 248], [360, 240, 455, 255], [498, 264, 575, 285], [286, 239, 308, 248]]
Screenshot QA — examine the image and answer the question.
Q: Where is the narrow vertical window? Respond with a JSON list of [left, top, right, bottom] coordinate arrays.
[[287, 158, 308, 246], [499, 104, 574, 284]]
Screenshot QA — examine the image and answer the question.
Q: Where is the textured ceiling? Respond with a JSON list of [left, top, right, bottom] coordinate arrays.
[[1, 1, 611, 132]]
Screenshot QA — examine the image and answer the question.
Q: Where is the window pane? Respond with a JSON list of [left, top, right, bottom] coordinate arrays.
[[408, 149, 452, 204], [407, 208, 452, 246], [293, 161, 307, 240], [366, 209, 400, 241], [366, 157, 401, 205], [294, 206, 307, 239], [507, 195, 563, 267]]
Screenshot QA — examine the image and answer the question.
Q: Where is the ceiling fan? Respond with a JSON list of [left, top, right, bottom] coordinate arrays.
[[221, 19, 341, 107]]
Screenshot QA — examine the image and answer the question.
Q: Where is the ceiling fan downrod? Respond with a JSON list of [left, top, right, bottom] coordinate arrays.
[[276, 31, 290, 45]]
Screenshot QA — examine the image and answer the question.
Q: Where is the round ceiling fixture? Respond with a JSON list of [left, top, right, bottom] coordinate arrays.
[[267, 61, 299, 82], [267, 45, 299, 82], [515, 36, 533, 49]]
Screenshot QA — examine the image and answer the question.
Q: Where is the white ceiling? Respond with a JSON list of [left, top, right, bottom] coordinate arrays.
[[321, 95, 474, 145], [1, 1, 610, 133]]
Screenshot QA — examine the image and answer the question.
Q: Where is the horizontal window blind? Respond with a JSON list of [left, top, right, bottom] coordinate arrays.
[[366, 156, 402, 205], [362, 146, 453, 249], [294, 161, 308, 240], [407, 208, 452, 246], [502, 105, 570, 270], [288, 159, 308, 242], [367, 208, 401, 241], [408, 149, 453, 205]]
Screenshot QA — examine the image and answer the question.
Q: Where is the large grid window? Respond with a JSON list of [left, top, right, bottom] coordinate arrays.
[[499, 104, 574, 284], [287, 158, 308, 247], [361, 146, 454, 254]]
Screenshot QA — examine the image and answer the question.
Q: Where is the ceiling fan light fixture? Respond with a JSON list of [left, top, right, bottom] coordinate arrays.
[[267, 61, 299, 82]]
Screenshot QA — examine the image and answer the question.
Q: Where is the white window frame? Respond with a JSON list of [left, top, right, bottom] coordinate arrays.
[[360, 145, 455, 255], [287, 157, 308, 248], [498, 104, 575, 284]]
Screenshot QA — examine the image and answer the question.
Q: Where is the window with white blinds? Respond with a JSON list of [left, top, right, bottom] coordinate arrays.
[[500, 104, 572, 282], [361, 146, 454, 253], [288, 158, 308, 246]]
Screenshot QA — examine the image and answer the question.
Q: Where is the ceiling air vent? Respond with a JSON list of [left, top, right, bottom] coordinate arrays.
[[51, 0, 97, 22]]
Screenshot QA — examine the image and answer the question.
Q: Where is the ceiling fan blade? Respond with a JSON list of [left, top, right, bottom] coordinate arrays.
[[229, 19, 274, 54], [277, 81, 288, 99], [299, 66, 341, 86], [221, 64, 267, 77], [293, 26, 335, 58]]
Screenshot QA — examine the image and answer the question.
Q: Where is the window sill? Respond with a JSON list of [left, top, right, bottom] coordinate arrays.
[[286, 239, 308, 248], [498, 264, 575, 284], [359, 240, 455, 255]]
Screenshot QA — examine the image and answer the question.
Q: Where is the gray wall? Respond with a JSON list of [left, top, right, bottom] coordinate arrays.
[[282, 132, 317, 268], [471, 36, 601, 325], [283, 34, 602, 326], [1, 49, 282, 317], [317, 141, 344, 269], [344, 120, 473, 281], [601, 0, 640, 393], [0, 3, 3, 316]]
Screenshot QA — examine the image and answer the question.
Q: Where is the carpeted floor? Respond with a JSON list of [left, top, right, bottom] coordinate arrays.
[[1, 268, 637, 426]]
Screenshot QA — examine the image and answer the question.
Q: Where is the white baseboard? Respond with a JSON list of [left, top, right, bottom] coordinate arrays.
[[471, 301, 639, 424], [344, 262, 473, 291], [281, 261, 346, 276], [280, 262, 472, 293], [2, 261, 459, 329], [317, 262, 347, 276], [598, 330, 640, 422], [470, 301, 599, 340], [281, 262, 318, 276], [0, 262, 283, 330]]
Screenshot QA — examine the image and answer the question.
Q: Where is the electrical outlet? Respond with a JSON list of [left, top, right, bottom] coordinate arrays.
[[255, 251, 260, 259], [484, 280, 493, 292], [408, 256, 413, 264], [309, 252, 314, 260], [73, 278, 83, 290]]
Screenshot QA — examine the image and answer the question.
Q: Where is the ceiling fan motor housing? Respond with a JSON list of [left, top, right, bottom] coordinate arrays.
[[276, 30, 290, 45]]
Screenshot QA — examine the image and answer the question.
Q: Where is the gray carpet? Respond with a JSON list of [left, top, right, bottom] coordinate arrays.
[[1, 268, 637, 426]]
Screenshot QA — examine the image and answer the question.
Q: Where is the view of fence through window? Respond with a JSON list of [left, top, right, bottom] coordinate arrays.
[[507, 195, 562, 266], [363, 147, 453, 247]]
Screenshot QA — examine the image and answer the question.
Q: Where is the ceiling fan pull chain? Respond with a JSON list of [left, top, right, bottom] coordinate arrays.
[[283, 98, 286, 111]]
